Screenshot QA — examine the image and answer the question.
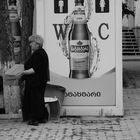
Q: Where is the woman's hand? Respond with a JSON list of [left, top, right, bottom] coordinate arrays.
[[16, 71, 24, 78], [22, 68, 35, 75]]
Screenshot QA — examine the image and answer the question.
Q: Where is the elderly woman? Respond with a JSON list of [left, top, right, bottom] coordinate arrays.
[[21, 35, 50, 126]]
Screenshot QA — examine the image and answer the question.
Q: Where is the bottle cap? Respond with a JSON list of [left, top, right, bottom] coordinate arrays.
[[75, 0, 84, 4]]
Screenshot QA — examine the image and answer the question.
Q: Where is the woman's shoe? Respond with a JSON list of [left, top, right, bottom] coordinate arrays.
[[27, 120, 39, 126], [38, 119, 47, 123]]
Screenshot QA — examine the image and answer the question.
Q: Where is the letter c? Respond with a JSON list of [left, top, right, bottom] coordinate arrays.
[[98, 23, 109, 40]]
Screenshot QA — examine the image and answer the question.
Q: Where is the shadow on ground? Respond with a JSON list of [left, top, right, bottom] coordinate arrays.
[[123, 68, 140, 88]]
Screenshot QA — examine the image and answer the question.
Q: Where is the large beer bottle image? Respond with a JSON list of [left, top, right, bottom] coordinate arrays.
[[69, 0, 90, 79]]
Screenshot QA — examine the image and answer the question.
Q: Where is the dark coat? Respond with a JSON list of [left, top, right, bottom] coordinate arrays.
[[22, 48, 50, 121], [24, 48, 50, 87]]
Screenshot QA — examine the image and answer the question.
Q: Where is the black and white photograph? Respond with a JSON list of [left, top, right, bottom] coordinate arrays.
[[0, 0, 140, 139]]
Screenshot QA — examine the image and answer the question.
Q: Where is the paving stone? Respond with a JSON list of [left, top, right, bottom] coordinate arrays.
[[0, 88, 140, 140]]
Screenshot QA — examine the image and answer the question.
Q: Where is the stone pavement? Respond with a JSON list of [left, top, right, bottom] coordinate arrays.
[[0, 88, 140, 140]]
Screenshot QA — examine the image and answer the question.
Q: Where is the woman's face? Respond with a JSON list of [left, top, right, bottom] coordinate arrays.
[[30, 41, 39, 53]]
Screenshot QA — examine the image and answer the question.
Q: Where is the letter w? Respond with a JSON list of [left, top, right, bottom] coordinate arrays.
[[53, 24, 68, 40]]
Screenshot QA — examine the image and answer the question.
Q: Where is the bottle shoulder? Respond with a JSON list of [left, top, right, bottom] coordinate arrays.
[[69, 24, 90, 40]]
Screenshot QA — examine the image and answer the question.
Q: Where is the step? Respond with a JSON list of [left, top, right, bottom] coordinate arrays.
[[123, 37, 135, 40], [123, 46, 139, 48], [123, 43, 138, 45], [123, 36, 135, 39], [123, 50, 140, 53], [122, 32, 135, 34], [123, 51, 140, 53], [122, 42, 138, 45], [123, 45, 139, 48], [123, 53, 140, 55], [123, 32, 135, 35], [123, 52, 140, 54], [123, 38, 136, 40], [122, 41, 137, 44], [123, 55, 140, 61], [122, 29, 140, 56], [123, 48, 139, 51], [123, 46, 137, 48], [123, 42, 138, 45]]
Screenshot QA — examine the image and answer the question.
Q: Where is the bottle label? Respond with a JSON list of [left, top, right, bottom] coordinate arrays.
[[9, 12, 19, 22], [9, 6, 19, 22], [70, 40, 90, 70], [73, 6, 87, 23]]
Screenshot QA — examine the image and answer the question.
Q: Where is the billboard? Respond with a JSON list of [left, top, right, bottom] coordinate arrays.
[[36, 0, 123, 116]]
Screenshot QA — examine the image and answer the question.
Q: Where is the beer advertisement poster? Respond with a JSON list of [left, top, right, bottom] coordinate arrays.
[[36, 0, 122, 116]]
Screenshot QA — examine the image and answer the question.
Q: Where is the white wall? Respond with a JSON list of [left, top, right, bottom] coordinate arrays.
[[135, 0, 140, 27]]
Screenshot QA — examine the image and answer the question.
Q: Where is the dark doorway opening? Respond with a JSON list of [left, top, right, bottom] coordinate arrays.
[[0, 76, 5, 114]]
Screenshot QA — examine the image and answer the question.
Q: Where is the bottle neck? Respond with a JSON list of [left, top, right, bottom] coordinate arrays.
[[75, 3, 84, 6], [73, 3, 86, 24]]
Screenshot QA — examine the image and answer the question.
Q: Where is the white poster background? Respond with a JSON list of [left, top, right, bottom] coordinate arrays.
[[45, 0, 115, 78], [36, 0, 123, 115]]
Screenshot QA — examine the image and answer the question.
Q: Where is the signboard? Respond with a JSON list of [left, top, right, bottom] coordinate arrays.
[[36, 0, 123, 116]]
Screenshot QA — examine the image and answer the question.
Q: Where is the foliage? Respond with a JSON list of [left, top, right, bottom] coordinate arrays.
[[122, 2, 135, 18], [0, 0, 34, 65], [0, 0, 14, 64], [20, 0, 34, 62]]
